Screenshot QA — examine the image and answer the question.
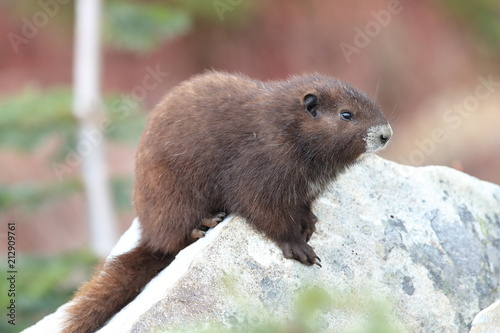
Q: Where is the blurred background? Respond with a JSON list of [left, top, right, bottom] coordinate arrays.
[[1, 0, 499, 331]]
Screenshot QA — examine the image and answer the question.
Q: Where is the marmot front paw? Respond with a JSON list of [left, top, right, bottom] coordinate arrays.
[[279, 240, 321, 267]]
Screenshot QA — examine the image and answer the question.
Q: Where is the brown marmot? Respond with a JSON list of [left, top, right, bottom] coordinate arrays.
[[62, 71, 392, 333]]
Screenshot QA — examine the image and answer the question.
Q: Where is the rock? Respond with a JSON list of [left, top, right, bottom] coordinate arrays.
[[23, 155, 500, 333], [471, 300, 500, 333]]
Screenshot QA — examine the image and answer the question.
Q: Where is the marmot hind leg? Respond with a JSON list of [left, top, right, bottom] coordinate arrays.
[[191, 212, 227, 239]]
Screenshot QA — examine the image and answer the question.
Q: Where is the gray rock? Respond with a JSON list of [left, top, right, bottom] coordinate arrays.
[[471, 300, 500, 333], [23, 155, 500, 333]]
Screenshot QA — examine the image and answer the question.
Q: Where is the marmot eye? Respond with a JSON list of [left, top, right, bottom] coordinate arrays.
[[340, 111, 353, 121]]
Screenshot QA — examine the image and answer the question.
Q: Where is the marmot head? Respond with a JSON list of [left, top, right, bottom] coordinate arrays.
[[283, 74, 392, 164]]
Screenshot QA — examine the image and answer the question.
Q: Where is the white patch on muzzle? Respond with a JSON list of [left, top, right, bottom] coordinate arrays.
[[364, 124, 393, 153]]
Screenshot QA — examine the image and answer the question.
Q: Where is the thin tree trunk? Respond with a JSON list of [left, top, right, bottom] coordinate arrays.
[[73, 0, 117, 257]]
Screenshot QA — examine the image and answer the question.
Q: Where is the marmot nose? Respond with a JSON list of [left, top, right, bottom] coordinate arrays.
[[364, 124, 393, 153], [380, 134, 390, 145], [379, 126, 393, 146]]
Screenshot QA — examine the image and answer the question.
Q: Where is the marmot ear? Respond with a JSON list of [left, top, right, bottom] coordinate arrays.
[[303, 93, 319, 118]]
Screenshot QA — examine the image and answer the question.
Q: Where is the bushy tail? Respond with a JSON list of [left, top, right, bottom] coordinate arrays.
[[62, 244, 174, 333]]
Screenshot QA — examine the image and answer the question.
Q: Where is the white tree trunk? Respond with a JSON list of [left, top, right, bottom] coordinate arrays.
[[73, 0, 117, 257]]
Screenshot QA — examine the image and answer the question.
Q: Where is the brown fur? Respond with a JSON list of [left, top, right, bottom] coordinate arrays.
[[63, 71, 390, 332], [62, 245, 173, 333]]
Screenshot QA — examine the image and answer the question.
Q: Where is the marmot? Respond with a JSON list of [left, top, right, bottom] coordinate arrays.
[[63, 71, 392, 333]]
